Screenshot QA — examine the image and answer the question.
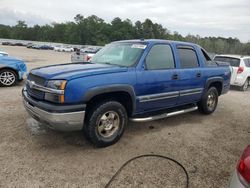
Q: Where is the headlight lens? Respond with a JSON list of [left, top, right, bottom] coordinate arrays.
[[47, 80, 67, 90], [45, 80, 67, 103]]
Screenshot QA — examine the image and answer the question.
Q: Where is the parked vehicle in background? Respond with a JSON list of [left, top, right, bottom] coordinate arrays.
[[2, 42, 12, 46], [53, 45, 62, 51], [54, 46, 74, 52], [0, 50, 8, 56], [1, 42, 26, 46], [0, 56, 27, 86], [230, 145, 250, 188], [40, 45, 54, 50], [71, 47, 102, 63], [23, 39, 231, 147], [14, 42, 25, 47], [31, 44, 42, 49], [26, 43, 34, 48], [214, 55, 250, 91]]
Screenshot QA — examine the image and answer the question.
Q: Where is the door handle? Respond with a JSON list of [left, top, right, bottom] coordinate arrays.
[[196, 73, 201, 78], [172, 74, 179, 80]]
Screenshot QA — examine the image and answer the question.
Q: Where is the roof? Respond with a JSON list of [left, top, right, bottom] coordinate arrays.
[[215, 54, 250, 59], [113, 39, 198, 47]]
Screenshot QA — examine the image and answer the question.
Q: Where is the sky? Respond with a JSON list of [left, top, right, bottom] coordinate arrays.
[[0, 0, 250, 42]]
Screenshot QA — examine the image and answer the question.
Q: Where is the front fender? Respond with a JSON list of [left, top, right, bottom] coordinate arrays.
[[83, 84, 137, 113]]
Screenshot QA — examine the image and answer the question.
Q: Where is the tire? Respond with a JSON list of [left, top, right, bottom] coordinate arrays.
[[84, 101, 128, 147], [198, 87, 218, 114], [240, 79, 249, 91], [0, 69, 17, 87]]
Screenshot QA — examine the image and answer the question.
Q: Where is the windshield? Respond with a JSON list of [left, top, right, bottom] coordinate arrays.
[[91, 43, 146, 67]]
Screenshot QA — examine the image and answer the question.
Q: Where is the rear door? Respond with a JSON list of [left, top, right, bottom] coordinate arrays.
[[176, 46, 204, 105], [214, 56, 240, 84]]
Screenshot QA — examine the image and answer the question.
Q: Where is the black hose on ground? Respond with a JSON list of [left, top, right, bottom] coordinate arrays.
[[105, 154, 189, 188]]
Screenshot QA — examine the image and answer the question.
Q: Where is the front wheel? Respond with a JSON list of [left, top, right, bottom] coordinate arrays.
[[84, 101, 128, 147], [0, 69, 17, 87], [198, 87, 218, 114]]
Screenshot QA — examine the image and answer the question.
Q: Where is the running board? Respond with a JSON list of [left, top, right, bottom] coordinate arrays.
[[130, 106, 198, 122]]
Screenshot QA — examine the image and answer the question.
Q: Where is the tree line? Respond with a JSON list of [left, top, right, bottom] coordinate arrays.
[[0, 14, 249, 55]]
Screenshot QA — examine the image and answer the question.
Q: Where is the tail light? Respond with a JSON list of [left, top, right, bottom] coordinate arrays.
[[86, 55, 91, 61], [237, 145, 250, 185], [237, 67, 244, 74]]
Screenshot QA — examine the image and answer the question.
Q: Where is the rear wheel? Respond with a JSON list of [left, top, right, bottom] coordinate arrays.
[[198, 87, 218, 114], [240, 79, 249, 91], [0, 69, 17, 87], [84, 101, 127, 147]]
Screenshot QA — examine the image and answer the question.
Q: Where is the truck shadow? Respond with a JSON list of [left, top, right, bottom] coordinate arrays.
[[26, 118, 92, 149], [126, 110, 202, 135], [25, 110, 203, 148]]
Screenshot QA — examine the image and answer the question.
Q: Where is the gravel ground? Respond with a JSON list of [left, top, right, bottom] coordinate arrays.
[[0, 45, 250, 188]]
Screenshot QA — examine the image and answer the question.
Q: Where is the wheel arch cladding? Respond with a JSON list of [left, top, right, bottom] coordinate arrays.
[[205, 77, 223, 95], [83, 84, 136, 116], [0, 67, 18, 76]]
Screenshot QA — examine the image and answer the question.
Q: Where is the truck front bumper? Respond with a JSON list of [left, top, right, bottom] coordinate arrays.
[[22, 89, 86, 131]]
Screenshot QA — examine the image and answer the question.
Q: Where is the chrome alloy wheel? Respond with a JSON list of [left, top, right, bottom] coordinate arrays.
[[97, 111, 120, 138], [207, 92, 216, 110], [0, 71, 16, 86]]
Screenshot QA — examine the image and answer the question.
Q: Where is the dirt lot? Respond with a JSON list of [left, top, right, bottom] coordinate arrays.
[[0, 45, 250, 188]]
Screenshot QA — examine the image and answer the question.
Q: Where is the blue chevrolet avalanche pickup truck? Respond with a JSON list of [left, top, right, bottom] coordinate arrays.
[[22, 39, 231, 147]]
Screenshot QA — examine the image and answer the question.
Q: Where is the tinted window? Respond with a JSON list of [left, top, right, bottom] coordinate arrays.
[[244, 59, 250, 67], [214, 56, 240, 67], [177, 48, 199, 68], [146, 44, 175, 70]]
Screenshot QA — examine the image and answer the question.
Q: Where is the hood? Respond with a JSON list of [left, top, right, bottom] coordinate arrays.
[[0, 56, 24, 65], [30, 63, 128, 80]]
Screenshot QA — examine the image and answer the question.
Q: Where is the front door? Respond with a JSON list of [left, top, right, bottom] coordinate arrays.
[[136, 44, 179, 112]]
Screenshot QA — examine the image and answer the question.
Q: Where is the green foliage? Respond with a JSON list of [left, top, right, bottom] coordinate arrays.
[[0, 15, 249, 55]]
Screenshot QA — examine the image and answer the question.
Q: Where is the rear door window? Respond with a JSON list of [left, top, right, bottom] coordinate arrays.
[[177, 47, 199, 68], [214, 56, 240, 67]]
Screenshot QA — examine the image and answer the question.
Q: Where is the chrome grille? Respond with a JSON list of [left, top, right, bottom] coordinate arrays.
[[26, 73, 46, 100], [28, 74, 46, 86]]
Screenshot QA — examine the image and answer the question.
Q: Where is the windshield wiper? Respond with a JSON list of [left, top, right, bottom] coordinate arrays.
[[93, 61, 128, 67]]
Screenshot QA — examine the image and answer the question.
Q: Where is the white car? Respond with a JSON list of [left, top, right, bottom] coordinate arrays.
[[0, 50, 8, 56], [71, 47, 102, 63], [214, 55, 250, 91], [54, 46, 74, 52]]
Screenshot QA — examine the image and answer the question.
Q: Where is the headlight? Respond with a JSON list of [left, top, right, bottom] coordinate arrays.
[[47, 80, 67, 90], [45, 80, 67, 103]]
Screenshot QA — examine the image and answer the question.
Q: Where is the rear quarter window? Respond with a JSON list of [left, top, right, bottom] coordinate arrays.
[[214, 56, 240, 67], [244, 59, 250, 67], [201, 49, 217, 66]]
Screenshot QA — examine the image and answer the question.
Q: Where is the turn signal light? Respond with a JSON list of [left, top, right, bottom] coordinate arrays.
[[86, 55, 91, 61]]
